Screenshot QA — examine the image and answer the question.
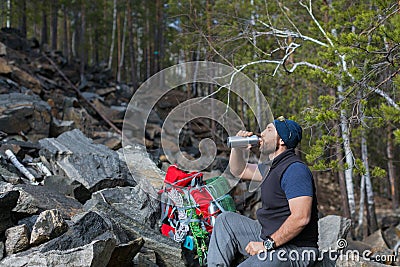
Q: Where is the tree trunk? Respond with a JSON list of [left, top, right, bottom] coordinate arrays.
[[126, 0, 138, 89], [41, 7, 48, 45], [337, 83, 356, 227], [336, 141, 351, 219], [62, 4, 69, 61], [6, 0, 12, 28], [72, 10, 79, 58], [117, 10, 121, 81], [80, 1, 85, 83], [387, 125, 399, 210], [357, 166, 365, 239], [50, 0, 58, 50], [108, 0, 117, 70], [145, 2, 151, 79], [20, 0, 27, 37], [117, 10, 127, 83]]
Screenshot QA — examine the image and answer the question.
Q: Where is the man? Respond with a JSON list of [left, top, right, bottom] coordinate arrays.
[[207, 116, 319, 266]]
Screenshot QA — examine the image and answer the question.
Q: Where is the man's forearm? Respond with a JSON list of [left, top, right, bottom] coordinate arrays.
[[270, 215, 309, 247], [229, 148, 247, 177]]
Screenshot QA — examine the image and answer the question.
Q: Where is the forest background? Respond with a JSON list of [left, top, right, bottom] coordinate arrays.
[[1, 0, 399, 240]]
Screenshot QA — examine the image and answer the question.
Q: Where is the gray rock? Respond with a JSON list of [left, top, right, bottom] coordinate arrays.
[[336, 258, 391, 266], [43, 175, 91, 204], [87, 200, 184, 267], [49, 118, 75, 137], [315, 215, 352, 267], [363, 230, 388, 249], [381, 215, 400, 231], [0, 237, 116, 267], [84, 186, 160, 229], [0, 190, 19, 234], [39, 129, 130, 193], [0, 242, 4, 260], [107, 237, 144, 267], [17, 215, 38, 233], [0, 93, 51, 142], [5, 224, 30, 255], [382, 225, 400, 249], [11, 183, 83, 219], [0, 166, 21, 184], [119, 144, 164, 196], [0, 42, 6, 56], [133, 248, 159, 267], [30, 209, 69, 246], [318, 215, 352, 251], [40, 211, 113, 253]]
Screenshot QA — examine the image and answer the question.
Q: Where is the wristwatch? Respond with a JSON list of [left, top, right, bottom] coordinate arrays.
[[263, 236, 276, 251]]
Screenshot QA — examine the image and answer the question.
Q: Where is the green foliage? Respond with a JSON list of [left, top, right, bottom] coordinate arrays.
[[371, 166, 387, 179], [394, 129, 400, 145]]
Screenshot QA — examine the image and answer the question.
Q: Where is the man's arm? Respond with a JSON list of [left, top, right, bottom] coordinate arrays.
[[245, 196, 313, 255], [229, 147, 262, 182], [270, 196, 312, 246]]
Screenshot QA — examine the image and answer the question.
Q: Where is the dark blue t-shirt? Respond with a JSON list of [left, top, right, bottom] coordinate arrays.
[[281, 162, 313, 199], [258, 162, 313, 200]]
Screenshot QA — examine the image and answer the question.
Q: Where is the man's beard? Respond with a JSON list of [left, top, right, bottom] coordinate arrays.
[[260, 136, 280, 155]]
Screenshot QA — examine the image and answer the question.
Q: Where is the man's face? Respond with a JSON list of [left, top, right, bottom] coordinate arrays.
[[259, 123, 279, 154]]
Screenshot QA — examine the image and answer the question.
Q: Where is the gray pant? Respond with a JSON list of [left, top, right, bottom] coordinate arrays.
[[207, 212, 318, 267]]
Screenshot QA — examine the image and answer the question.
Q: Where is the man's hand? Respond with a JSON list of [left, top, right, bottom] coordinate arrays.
[[245, 241, 265, 256]]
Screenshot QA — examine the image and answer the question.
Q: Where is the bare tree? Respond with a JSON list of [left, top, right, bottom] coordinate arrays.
[[50, 0, 58, 50], [19, 0, 27, 37], [387, 126, 399, 209], [62, 4, 69, 61], [117, 9, 127, 83], [108, 0, 117, 70], [41, 5, 48, 45], [126, 0, 138, 89], [80, 1, 85, 83]]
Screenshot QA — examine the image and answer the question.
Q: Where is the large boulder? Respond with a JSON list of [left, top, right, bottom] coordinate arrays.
[[119, 144, 164, 195], [11, 183, 83, 219], [0, 237, 116, 267], [0, 93, 50, 141], [39, 129, 133, 193], [40, 211, 113, 252], [87, 200, 184, 267], [318, 215, 352, 251], [107, 237, 144, 267], [315, 215, 352, 267], [84, 186, 160, 229]]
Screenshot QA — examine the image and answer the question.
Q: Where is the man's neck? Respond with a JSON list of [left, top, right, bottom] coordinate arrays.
[[268, 147, 288, 160]]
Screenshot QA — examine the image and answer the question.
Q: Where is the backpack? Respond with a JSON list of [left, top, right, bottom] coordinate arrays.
[[159, 165, 236, 266]]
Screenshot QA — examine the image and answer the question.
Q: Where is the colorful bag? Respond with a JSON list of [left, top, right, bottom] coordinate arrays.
[[159, 165, 236, 266]]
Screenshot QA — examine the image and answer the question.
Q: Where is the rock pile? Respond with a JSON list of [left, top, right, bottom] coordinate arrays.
[[0, 129, 183, 267]]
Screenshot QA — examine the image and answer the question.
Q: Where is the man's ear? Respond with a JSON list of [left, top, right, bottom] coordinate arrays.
[[279, 138, 285, 146]]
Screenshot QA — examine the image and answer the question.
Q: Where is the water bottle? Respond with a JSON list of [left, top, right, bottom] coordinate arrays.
[[226, 135, 260, 148]]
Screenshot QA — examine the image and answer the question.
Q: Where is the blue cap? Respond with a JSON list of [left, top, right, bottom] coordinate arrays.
[[273, 116, 302, 149]]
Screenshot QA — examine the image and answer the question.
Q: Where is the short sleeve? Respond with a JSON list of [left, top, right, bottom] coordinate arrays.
[[281, 162, 313, 200]]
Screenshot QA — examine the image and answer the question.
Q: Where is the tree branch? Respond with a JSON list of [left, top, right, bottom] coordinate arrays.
[[299, 0, 334, 47], [256, 20, 329, 47]]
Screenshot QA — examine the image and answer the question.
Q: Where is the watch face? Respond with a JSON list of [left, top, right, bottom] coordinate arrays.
[[263, 240, 273, 250], [263, 237, 275, 251]]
